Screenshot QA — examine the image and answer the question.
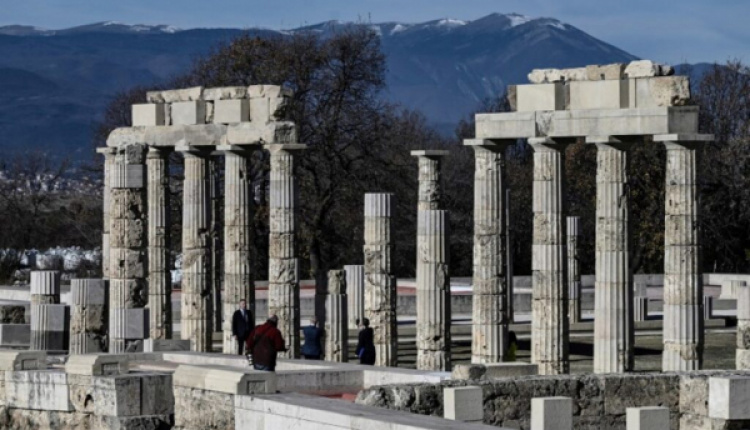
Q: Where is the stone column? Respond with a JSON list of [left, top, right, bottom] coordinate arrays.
[[70, 278, 108, 354], [147, 146, 172, 340], [179, 146, 213, 352], [590, 138, 633, 374], [528, 137, 569, 375], [345, 265, 365, 329], [109, 143, 148, 353], [416, 209, 451, 371], [567, 217, 581, 323], [364, 192, 397, 367], [30, 270, 61, 305], [737, 282, 750, 369], [656, 134, 712, 371], [411, 150, 449, 210], [465, 139, 511, 364], [268, 144, 306, 358], [97, 147, 116, 279], [220, 145, 256, 354], [324, 270, 348, 362], [31, 304, 69, 351]]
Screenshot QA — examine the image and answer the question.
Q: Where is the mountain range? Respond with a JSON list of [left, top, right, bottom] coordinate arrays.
[[0, 14, 649, 158]]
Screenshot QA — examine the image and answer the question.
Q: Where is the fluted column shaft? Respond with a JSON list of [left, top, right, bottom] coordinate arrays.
[[325, 270, 348, 362], [268, 144, 304, 358], [416, 209, 451, 370], [567, 217, 581, 324], [364, 192, 397, 367], [737, 282, 750, 369], [529, 138, 569, 375], [345, 265, 365, 329], [147, 147, 172, 340], [109, 144, 148, 353], [98, 148, 116, 280], [593, 142, 633, 373], [222, 148, 255, 354], [469, 142, 510, 364], [181, 149, 213, 352], [411, 150, 449, 211], [660, 138, 705, 371]]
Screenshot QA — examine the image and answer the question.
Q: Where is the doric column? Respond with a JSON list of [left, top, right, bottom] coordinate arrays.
[[324, 270, 348, 362], [528, 137, 570, 375], [179, 146, 213, 352], [147, 146, 172, 340], [220, 145, 256, 354], [109, 143, 148, 353], [267, 143, 306, 358], [416, 209, 451, 371], [411, 150, 449, 210], [589, 138, 634, 373], [364, 192, 397, 367], [345, 265, 365, 329], [737, 282, 750, 369], [30, 270, 61, 305], [566, 217, 581, 323], [656, 134, 712, 371], [70, 278, 107, 354], [97, 147, 117, 279], [31, 304, 69, 351], [464, 139, 511, 364]]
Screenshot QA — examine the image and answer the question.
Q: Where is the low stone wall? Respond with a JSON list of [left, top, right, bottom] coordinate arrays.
[[355, 370, 750, 430]]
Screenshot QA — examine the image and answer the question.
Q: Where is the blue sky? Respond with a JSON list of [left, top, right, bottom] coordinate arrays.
[[2, 0, 747, 65]]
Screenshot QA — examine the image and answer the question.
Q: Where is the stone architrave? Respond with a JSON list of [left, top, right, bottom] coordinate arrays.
[[364, 192, 398, 367], [97, 147, 117, 279], [528, 137, 570, 375], [737, 282, 750, 369], [344, 265, 365, 329], [324, 270, 348, 362], [416, 209, 451, 371], [656, 134, 712, 371], [220, 145, 256, 354], [147, 146, 172, 340], [464, 139, 512, 364], [590, 138, 634, 374], [109, 143, 148, 353], [410, 150, 449, 210], [267, 144, 306, 358], [566, 217, 581, 323], [179, 146, 214, 352], [70, 279, 108, 354]]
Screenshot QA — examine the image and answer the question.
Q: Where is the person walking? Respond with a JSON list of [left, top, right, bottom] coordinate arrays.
[[301, 317, 323, 360], [246, 315, 286, 371], [355, 317, 376, 365], [231, 299, 254, 355]]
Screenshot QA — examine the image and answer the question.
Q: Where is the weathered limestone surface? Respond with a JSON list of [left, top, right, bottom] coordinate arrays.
[[466, 139, 510, 364], [531, 397, 573, 430], [737, 283, 750, 369], [529, 138, 569, 375], [180, 148, 213, 352], [30, 304, 69, 351], [30, 270, 61, 305], [592, 140, 634, 374], [97, 147, 117, 279], [268, 144, 305, 358], [109, 144, 148, 353], [324, 270, 348, 362], [416, 210, 451, 371], [567, 217, 581, 323], [527, 60, 673, 84], [147, 146, 172, 341], [444, 386, 483, 423], [659, 135, 710, 371], [345, 265, 365, 329], [364, 193, 398, 367], [70, 279, 108, 354], [221, 146, 255, 354], [626, 406, 670, 430], [411, 150, 449, 210]]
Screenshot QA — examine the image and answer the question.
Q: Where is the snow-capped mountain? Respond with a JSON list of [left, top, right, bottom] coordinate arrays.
[[0, 14, 637, 156]]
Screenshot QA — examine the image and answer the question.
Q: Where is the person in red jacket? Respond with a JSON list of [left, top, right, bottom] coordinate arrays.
[[246, 315, 287, 371]]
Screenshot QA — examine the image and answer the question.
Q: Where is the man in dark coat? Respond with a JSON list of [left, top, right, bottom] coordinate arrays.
[[355, 317, 376, 365], [301, 317, 322, 360], [246, 315, 287, 371], [231, 299, 254, 355]]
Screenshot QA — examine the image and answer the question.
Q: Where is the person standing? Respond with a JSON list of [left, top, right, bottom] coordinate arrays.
[[301, 317, 323, 360], [355, 317, 376, 365], [246, 315, 286, 371], [231, 299, 254, 355]]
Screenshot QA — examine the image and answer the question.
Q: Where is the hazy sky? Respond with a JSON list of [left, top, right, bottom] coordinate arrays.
[[2, 0, 747, 64]]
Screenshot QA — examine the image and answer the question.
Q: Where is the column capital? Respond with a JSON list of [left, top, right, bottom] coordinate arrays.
[[265, 143, 307, 154], [463, 138, 514, 149], [216, 144, 261, 155], [654, 133, 713, 150], [527, 137, 576, 148], [585, 135, 639, 150], [96, 146, 117, 157], [147, 145, 172, 158], [410, 149, 449, 158], [175, 144, 212, 157]]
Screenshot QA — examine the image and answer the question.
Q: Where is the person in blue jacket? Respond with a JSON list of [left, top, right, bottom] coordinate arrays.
[[355, 318, 376, 365], [301, 317, 323, 360]]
